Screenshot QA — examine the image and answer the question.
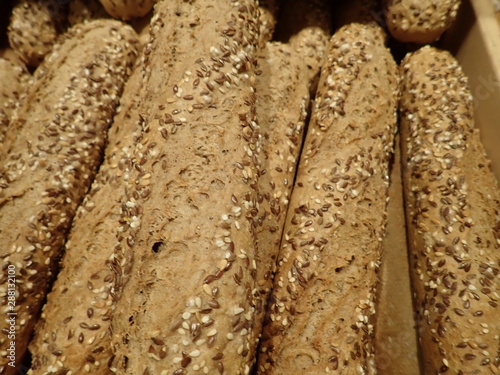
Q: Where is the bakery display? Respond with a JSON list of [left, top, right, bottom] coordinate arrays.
[[400, 45, 500, 374], [0, 1, 498, 374], [257, 22, 399, 374], [0, 20, 139, 374]]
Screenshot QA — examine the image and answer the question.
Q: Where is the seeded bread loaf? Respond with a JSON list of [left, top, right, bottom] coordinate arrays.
[[252, 21, 330, 366], [257, 22, 399, 374], [27, 53, 145, 375], [68, 0, 109, 25], [105, 1, 263, 374], [7, 0, 66, 67], [383, 0, 461, 44], [400, 46, 500, 374], [0, 20, 139, 375], [0, 56, 29, 144], [98, 0, 154, 20]]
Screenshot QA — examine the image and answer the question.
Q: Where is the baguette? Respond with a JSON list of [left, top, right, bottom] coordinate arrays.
[[105, 1, 263, 374], [27, 53, 146, 375], [7, 0, 66, 67], [98, 0, 154, 20], [0, 20, 139, 375], [0, 56, 29, 144], [252, 17, 330, 366], [400, 46, 500, 374], [383, 0, 461, 44], [257, 22, 399, 374]]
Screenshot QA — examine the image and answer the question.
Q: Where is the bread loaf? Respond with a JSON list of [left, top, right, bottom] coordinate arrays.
[[383, 0, 461, 44], [400, 45, 500, 374], [7, 0, 66, 67], [0, 56, 29, 144], [251, 16, 330, 366], [0, 20, 139, 375], [27, 52, 145, 375], [68, 0, 109, 25], [257, 22, 399, 374], [104, 1, 263, 374], [98, 0, 154, 20]]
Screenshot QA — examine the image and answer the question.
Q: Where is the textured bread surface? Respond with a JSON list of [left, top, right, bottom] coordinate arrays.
[[0, 57, 29, 144], [0, 20, 139, 375], [257, 22, 399, 375], [105, 1, 264, 374], [251, 19, 330, 362], [383, 0, 461, 44], [7, 0, 66, 67], [27, 51, 146, 375], [400, 45, 500, 374], [98, 0, 154, 20]]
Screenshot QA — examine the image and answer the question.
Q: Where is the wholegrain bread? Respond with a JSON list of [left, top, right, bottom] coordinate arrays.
[[0, 20, 139, 375], [27, 52, 146, 375], [104, 1, 263, 374], [252, 18, 330, 365], [383, 0, 461, 44], [0, 56, 29, 144], [257, 22, 399, 374], [98, 0, 154, 20], [7, 0, 66, 67], [400, 45, 500, 374]]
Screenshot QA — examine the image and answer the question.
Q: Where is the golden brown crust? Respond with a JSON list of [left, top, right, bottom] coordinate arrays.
[[257, 22, 399, 375], [0, 20, 139, 375], [400, 45, 500, 374], [383, 0, 461, 44]]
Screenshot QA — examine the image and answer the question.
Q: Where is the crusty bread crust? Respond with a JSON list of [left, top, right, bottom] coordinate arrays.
[[0, 20, 139, 375], [257, 22, 399, 375], [400, 45, 500, 374]]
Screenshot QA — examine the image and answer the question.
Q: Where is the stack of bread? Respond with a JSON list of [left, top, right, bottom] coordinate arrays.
[[0, 1, 498, 374]]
